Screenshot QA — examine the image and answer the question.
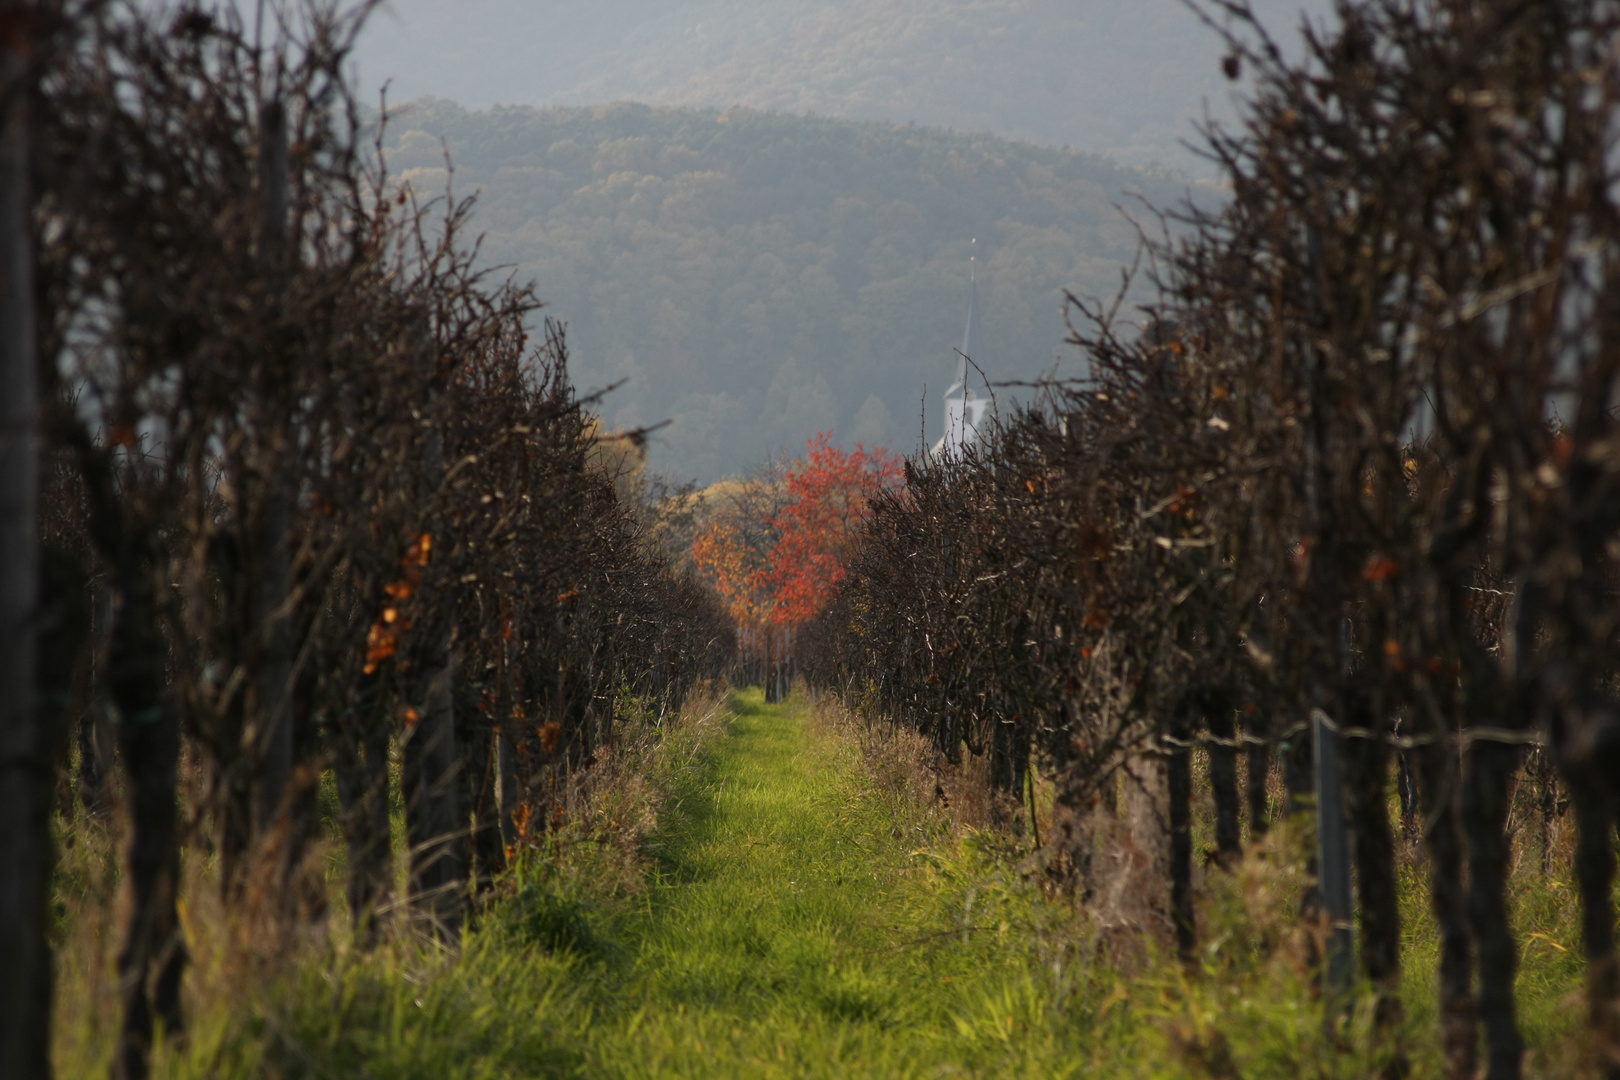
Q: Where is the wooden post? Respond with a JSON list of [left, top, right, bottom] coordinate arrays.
[[111, 566, 186, 1080], [0, 5, 45, 1072], [1167, 716, 1195, 960], [78, 588, 116, 816], [334, 684, 392, 948], [250, 98, 293, 846], [1206, 694, 1241, 861], [496, 726, 519, 851], [1313, 707, 1354, 994], [1120, 750, 1172, 942], [1246, 715, 1271, 838], [403, 319, 464, 939], [404, 602, 463, 938]]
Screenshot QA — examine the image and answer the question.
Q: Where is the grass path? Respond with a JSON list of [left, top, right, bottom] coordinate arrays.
[[53, 688, 1594, 1078], [399, 687, 1583, 1079], [575, 688, 1077, 1079]]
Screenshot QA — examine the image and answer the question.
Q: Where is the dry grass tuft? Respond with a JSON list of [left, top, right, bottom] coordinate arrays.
[[49, 685, 732, 1078]]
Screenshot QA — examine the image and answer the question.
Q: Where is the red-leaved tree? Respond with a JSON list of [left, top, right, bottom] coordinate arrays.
[[764, 432, 900, 625], [692, 432, 898, 628]]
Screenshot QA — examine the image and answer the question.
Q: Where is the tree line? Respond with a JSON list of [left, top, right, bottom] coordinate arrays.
[[0, 4, 730, 1079], [800, 2, 1620, 1077]]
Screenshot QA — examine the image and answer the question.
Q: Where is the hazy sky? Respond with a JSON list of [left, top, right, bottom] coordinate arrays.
[[349, 0, 1329, 174]]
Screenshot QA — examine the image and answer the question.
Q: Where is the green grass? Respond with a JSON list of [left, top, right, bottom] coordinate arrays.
[[53, 687, 1598, 1078], [560, 687, 1091, 1078]]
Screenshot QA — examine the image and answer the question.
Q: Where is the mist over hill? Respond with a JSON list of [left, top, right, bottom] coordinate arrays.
[[383, 101, 1201, 481], [355, 0, 1326, 177]]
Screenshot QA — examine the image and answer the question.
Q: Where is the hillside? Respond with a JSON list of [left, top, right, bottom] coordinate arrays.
[[355, 0, 1329, 177], [383, 100, 1202, 480]]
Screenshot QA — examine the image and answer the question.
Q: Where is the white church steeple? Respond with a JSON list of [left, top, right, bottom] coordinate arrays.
[[931, 240, 989, 460]]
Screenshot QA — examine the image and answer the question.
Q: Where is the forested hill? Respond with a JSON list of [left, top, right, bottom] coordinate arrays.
[[355, 0, 1330, 177], [384, 100, 1204, 481]]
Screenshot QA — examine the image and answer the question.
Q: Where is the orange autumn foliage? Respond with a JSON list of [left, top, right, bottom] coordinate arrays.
[[690, 516, 774, 624], [691, 432, 898, 626], [363, 532, 431, 675]]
